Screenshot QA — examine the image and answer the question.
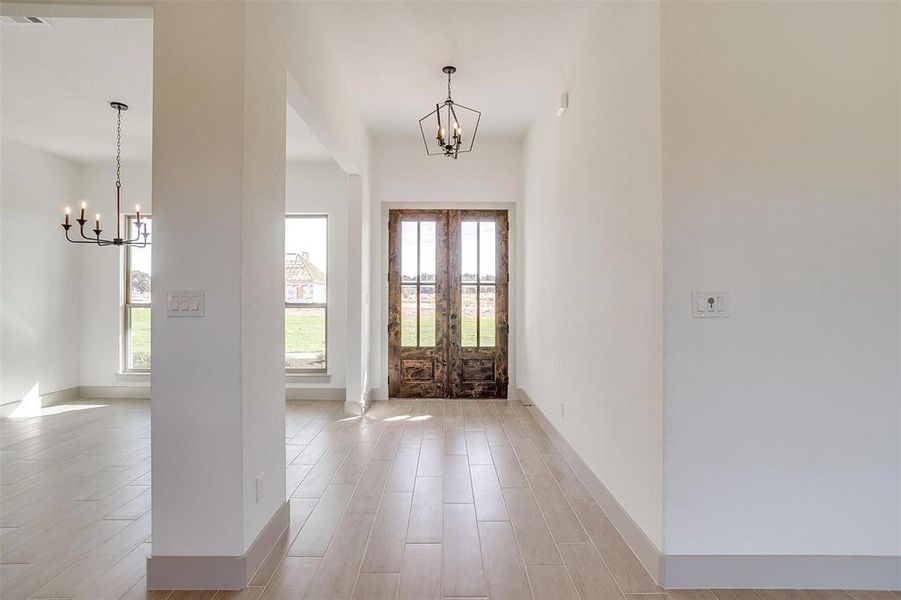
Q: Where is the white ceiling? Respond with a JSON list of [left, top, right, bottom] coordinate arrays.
[[286, 105, 333, 163], [306, 1, 594, 139], [1, 3, 593, 164], [0, 16, 332, 165], [1, 17, 153, 163]]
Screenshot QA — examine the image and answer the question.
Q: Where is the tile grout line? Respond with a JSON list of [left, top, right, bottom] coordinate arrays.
[[262, 404, 384, 599], [349, 414, 411, 599], [484, 399, 541, 600], [520, 401, 643, 598], [496, 400, 581, 600]]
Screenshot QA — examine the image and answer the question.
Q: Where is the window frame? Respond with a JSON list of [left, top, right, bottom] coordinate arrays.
[[400, 219, 438, 348], [123, 213, 151, 373], [285, 213, 328, 374], [460, 219, 496, 348]]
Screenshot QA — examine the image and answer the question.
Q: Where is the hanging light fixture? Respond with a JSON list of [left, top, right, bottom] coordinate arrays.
[[61, 101, 148, 247], [418, 66, 480, 159]]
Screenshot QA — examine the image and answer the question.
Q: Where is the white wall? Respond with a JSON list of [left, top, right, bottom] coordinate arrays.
[[662, 0, 900, 556], [78, 163, 151, 389], [285, 161, 349, 391], [520, 2, 665, 550], [1, 139, 83, 405], [77, 161, 350, 394], [369, 138, 522, 399], [150, 0, 373, 562]]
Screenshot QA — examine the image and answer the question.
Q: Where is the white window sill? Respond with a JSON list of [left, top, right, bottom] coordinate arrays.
[[115, 371, 331, 384], [286, 373, 331, 384]]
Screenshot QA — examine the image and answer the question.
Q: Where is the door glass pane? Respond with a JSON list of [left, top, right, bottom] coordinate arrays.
[[285, 216, 327, 303], [461, 221, 477, 283], [419, 221, 436, 284], [461, 285, 478, 347], [127, 306, 151, 370], [479, 286, 496, 347], [285, 307, 326, 370], [419, 285, 436, 347], [129, 218, 152, 303], [479, 221, 496, 283], [401, 221, 418, 283], [401, 285, 418, 347]]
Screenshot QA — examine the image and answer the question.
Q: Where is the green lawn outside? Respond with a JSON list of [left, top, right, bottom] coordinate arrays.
[[285, 309, 326, 352], [129, 307, 151, 369], [129, 306, 496, 367], [402, 315, 496, 347]]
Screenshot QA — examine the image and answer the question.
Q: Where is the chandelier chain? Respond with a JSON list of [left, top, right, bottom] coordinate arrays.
[[115, 106, 122, 189]]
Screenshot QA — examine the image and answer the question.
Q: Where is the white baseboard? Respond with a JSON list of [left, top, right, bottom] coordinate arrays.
[[147, 501, 289, 590], [78, 385, 346, 402], [517, 387, 532, 406], [524, 388, 901, 590], [664, 554, 901, 589], [285, 387, 345, 401], [42, 386, 81, 407], [80, 385, 150, 399], [526, 397, 663, 583]]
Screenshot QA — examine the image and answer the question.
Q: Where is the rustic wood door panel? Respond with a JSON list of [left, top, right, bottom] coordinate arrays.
[[388, 209, 508, 399], [448, 210, 509, 399], [388, 210, 449, 398]]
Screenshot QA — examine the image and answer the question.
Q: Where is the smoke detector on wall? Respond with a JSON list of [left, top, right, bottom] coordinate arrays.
[[2, 16, 51, 25]]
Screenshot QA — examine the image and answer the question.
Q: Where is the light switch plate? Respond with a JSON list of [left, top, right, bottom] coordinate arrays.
[[166, 289, 204, 317], [692, 290, 729, 318]]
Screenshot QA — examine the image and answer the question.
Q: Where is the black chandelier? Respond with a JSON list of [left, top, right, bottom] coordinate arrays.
[[419, 66, 480, 159], [61, 101, 148, 247]]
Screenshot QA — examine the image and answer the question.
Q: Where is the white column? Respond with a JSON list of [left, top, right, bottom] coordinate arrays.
[[346, 174, 370, 410], [149, 1, 287, 588]]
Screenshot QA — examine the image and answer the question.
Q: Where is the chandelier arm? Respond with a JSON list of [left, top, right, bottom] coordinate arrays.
[[64, 227, 104, 244], [76, 220, 98, 242], [76, 219, 116, 245]]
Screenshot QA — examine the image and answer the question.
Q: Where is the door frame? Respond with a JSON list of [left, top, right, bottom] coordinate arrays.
[[377, 202, 517, 400]]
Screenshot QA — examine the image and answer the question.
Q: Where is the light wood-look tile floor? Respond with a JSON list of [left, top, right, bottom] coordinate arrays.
[[2, 398, 897, 599]]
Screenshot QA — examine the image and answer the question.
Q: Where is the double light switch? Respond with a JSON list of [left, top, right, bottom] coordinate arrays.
[[167, 290, 204, 317], [692, 290, 729, 318]]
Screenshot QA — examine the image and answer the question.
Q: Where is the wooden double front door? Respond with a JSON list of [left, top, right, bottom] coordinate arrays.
[[388, 209, 509, 399]]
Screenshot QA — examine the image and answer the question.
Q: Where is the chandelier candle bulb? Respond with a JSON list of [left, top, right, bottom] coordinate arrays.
[[64, 207, 70, 226], [135, 204, 141, 222], [80, 201, 86, 220], [418, 65, 480, 159], [95, 214, 100, 229]]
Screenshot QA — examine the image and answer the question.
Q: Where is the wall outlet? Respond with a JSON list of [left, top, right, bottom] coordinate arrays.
[[692, 290, 729, 318], [255, 473, 264, 503]]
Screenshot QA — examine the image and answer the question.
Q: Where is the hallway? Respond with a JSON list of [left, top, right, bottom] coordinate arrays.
[[1, 398, 891, 599]]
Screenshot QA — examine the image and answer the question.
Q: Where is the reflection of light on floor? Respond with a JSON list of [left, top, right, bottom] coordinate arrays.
[[381, 414, 433, 422], [338, 415, 362, 422], [8, 401, 108, 419]]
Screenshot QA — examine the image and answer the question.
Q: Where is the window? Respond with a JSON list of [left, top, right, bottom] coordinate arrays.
[[124, 215, 152, 371], [400, 220, 437, 347], [285, 215, 327, 372], [460, 220, 496, 347]]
